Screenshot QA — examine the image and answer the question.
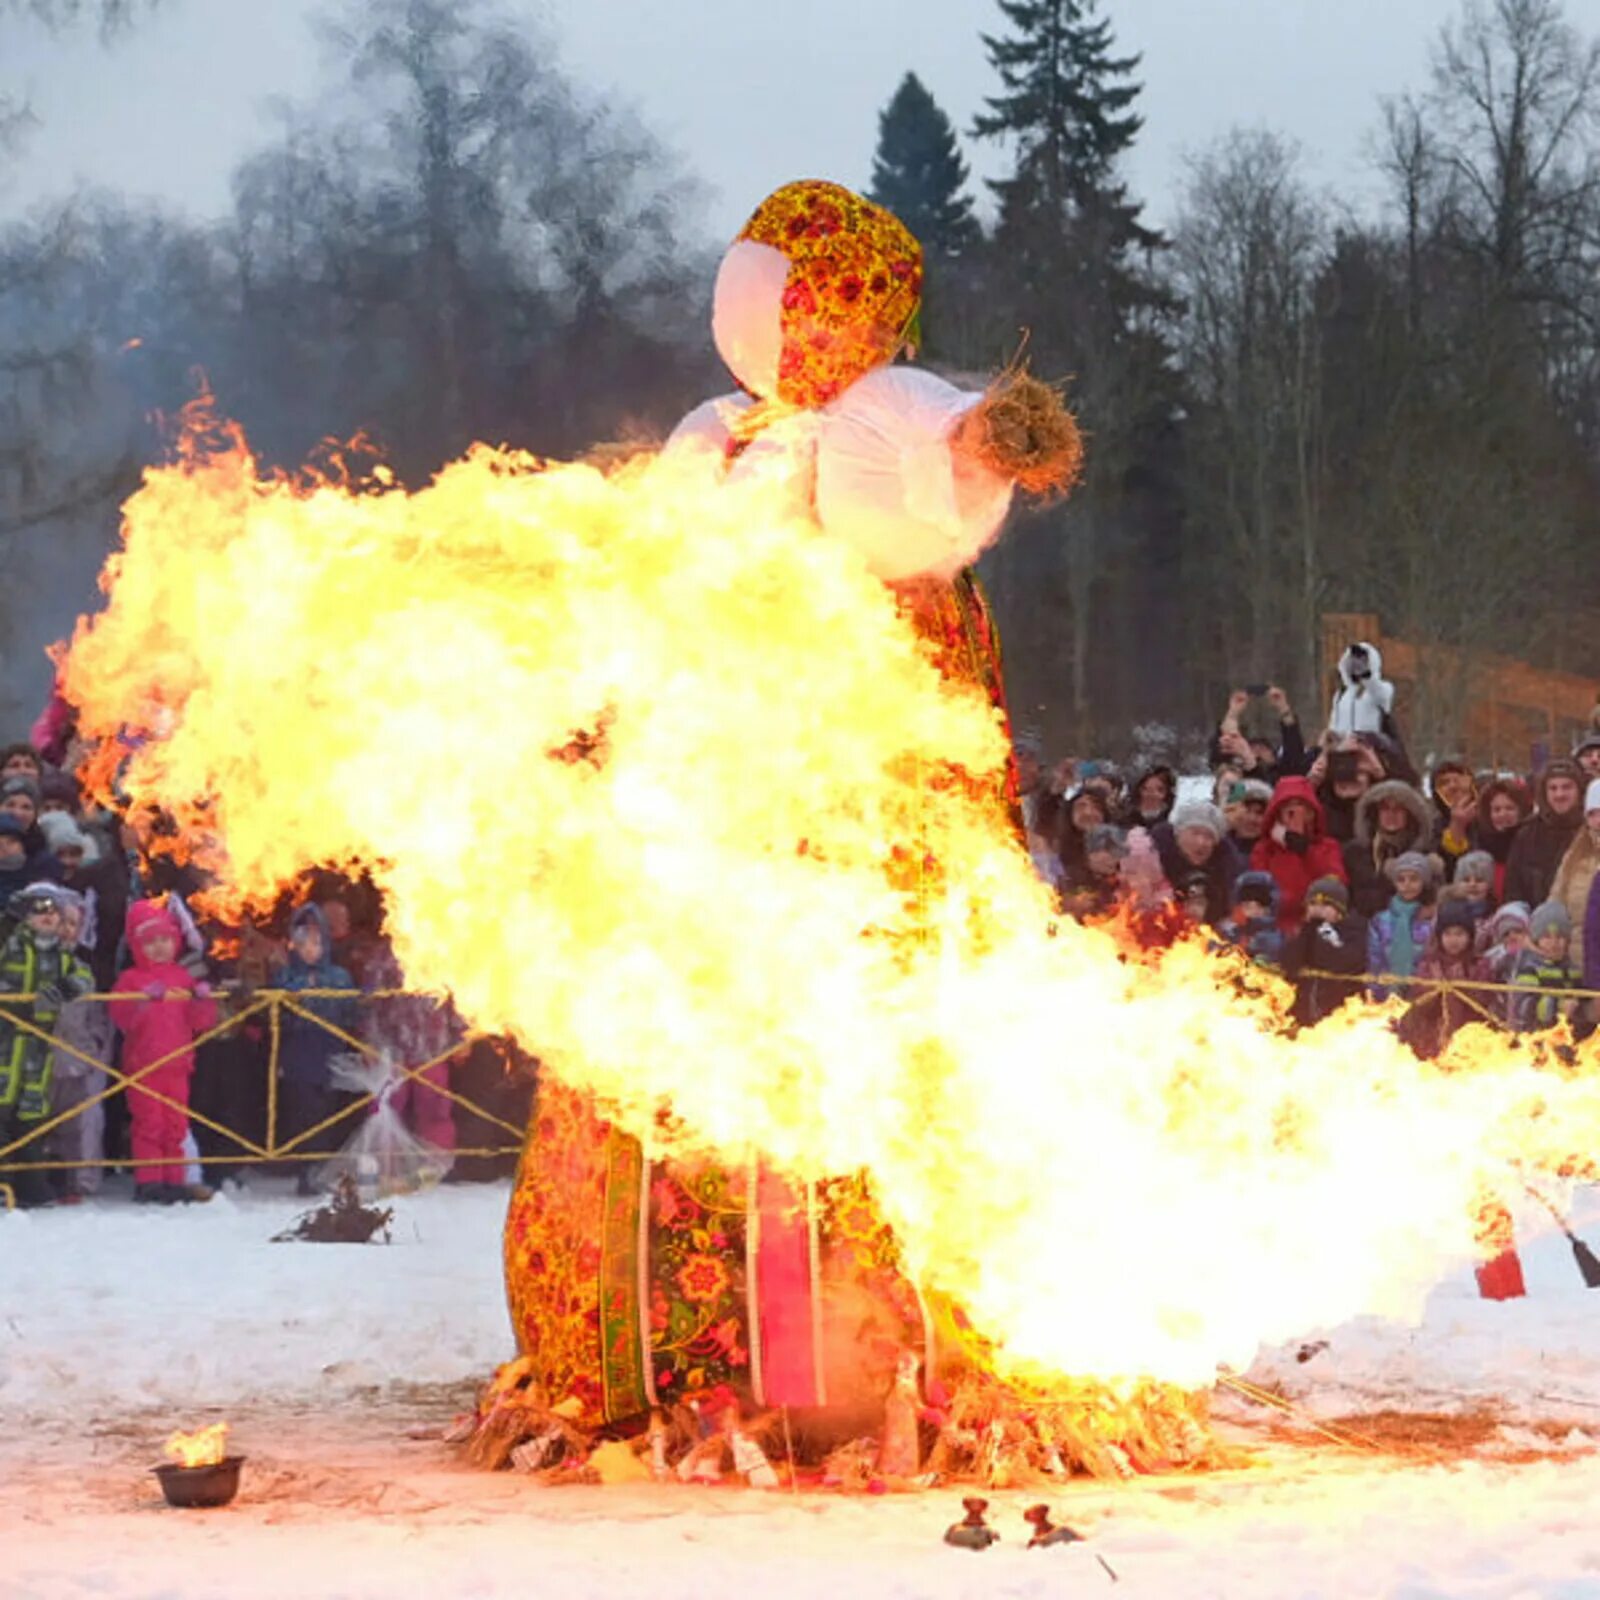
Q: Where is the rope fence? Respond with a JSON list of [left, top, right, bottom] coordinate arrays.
[[1, 965, 1594, 1181], [0, 987, 528, 1179]]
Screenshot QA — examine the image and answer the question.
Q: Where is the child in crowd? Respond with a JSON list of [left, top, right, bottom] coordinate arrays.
[[1216, 872, 1283, 967], [1451, 851, 1497, 923], [0, 884, 92, 1207], [1368, 852, 1435, 999], [45, 890, 114, 1201], [1288, 876, 1369, 1027], [278, 903, 358, 1195], [1402, 900, 1493, 1059], [1480, 902, 1532, 1024], [0, 814, 31, 901], [1511, 902, 1578, 1033], [1061, 824, 1126, 921], [109, 899, 219, 1204]]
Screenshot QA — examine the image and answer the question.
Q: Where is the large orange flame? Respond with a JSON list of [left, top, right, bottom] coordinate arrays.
[[62, 417, 1600, 1388]]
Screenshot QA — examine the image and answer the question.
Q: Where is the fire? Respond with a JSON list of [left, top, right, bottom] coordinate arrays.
[[164, 1421, 228, 1468], [61, 414, 1600, 1388]]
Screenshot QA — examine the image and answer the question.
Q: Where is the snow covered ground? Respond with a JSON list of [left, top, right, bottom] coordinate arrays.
[[7, 1178, 1600, 1599]]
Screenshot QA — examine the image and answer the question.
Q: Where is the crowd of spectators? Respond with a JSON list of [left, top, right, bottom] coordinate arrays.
[[0, 725, 533, 1212], [1018, 644, 1600, 1060]]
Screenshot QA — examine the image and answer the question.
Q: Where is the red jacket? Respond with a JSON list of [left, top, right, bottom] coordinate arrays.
[[1250, 777, 1347, 935], [108, 902, 219, 1091]]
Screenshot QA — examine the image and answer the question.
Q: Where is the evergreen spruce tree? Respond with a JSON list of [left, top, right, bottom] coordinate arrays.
[[868, 72, 980, 255], [968, 0, 1181, 750], [973, 0, 1163, 277]]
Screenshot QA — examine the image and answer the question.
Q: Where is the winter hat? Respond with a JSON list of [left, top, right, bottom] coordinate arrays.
[[1386, 850, 1433, 884], [37, 769, 80, 809], [1530, 901, 1572, 942], [9, 881, 72, 918], [1486, 903, 1531, 943], [1226, 779, 1273, 808], [38, 811, 98, 864], [1435, 898, 1479, 936], [1233, 871, 1277, 911], [1307, 876, 1350, 912], [1586, 778, 1600, 815], [1455, 850, 1495, 885], [1084, 824, 1127, 860], [0, 814, 26, 841], [0, 774, 40, 807], [1538, 757, 1585, 812], [1170, 799, 1225, 842]]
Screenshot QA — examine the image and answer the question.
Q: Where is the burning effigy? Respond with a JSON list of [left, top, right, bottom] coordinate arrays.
[[51, 179, 1600, 1494]]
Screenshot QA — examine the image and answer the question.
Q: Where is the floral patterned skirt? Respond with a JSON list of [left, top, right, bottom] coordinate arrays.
[[503, 1079, 946, 1427]]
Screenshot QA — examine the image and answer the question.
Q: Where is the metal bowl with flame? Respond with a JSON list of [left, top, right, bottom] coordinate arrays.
[[154, 1422, 244, 1508], [153, 1455, 247, 1508]]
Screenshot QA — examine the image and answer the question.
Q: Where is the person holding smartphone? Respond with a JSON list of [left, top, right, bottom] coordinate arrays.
[[1212, 684, 1307, 783]]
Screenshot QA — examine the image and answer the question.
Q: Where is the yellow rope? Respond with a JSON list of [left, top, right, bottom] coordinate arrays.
[[0, 989, 528, 1172], [0, 995, 274, 1164]]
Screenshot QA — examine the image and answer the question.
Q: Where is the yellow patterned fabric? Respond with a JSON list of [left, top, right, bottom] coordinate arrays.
[[737, 180, 924, 410]]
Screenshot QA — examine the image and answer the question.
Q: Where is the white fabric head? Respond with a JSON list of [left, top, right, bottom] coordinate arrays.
[[711, 240, 790, 399]]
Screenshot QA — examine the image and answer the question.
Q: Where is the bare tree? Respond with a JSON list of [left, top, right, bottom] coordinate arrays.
[[1172, 130, 1329, 705], [1431, 0, 1600, 412]]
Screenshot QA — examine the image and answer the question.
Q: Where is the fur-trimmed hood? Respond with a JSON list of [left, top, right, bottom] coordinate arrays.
[[1354, 780, 1435, 851]]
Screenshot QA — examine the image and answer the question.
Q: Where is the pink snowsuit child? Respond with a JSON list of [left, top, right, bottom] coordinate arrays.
[[109, 900, 219, 1202]]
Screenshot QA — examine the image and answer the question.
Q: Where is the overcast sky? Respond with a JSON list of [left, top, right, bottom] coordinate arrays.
[[2, 0, 1465, 238]]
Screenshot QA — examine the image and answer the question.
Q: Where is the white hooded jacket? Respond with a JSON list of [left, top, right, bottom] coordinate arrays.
[[1328, 641, 1396, 737]]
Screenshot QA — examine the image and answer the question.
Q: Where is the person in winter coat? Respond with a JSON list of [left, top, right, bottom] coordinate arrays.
[[109, 899, 219, 1204], [1288, 876, 1369, 1027], [0, 883, 91, 1206], [37, 810, 126, 992], [1429, 761, 1481, 881], [1305, 736, 1386, 845], [1215, 872, 1284, 967], [1574, 733, 1600, 783], [1503, 758, 1585, 912], [1211, 687, 1308, 785], [1481, 902, 1532, 1023], [1547, 778, 1600, 986], [1342, 779, 1435, 919], [278, 902, 358, 1194], [0, 814, 36, 905], [1400, 900, 1493, 1060], [1250, 777, 1346, 936], [1151, 799, 1239, 928], [1368, 852, 1436, 999], [1511, 902, 1578, 1033], [0, 776, 61, 885], [1476, 778, 1531, 903], [45, 890, 114, 1201], [1446, 851, 1497, 926], [1125, 766, 1177, 830], [360, 936, 463, 1157], [1222, 778, 1273, 867], [1061, 823, 1125, 921], [1328, 641, 1396, 738]]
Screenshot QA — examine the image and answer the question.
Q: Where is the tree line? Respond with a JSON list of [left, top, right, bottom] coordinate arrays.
[[2, 0, 1598, 760]]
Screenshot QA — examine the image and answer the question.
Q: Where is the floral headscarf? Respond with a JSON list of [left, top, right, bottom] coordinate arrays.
[[733, 180, 923, 410]]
